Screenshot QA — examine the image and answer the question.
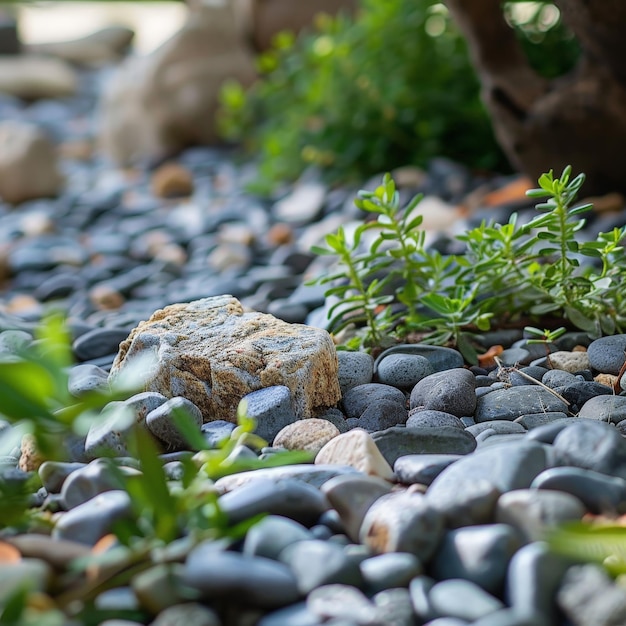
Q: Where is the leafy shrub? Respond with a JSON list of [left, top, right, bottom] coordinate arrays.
[[218, 0, 579, 193], [309, 167, 626, 361]]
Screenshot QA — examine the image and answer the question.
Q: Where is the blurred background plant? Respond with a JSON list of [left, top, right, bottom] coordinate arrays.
[[218, 0, 580, 194]]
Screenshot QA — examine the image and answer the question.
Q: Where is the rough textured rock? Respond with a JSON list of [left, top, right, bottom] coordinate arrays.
[[0, 121, 63, 204], [109, 295, 340, 422], [0, 55, 77, 99], [99, 1, 256, 165]]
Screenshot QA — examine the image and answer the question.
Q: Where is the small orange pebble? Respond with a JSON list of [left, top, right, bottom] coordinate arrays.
[[87, 534, 120, 580], [267, 222, 294, 246], [0, 540, 21, 564], [572, 345, 588, 352], [477, 344, 504, 368], [482, 176, 535, 206], [151, 162, 194, 198], [595, 373, 618, 388], [89, 284, 125, 311]]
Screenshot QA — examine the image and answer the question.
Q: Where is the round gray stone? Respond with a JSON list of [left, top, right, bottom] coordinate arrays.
[[410, 368, 476, 417], [376, 353, 434, 390], [587, 334, 626, 375]]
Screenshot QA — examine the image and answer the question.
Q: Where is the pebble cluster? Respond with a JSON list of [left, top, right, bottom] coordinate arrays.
[[3, 36, 626, 626]]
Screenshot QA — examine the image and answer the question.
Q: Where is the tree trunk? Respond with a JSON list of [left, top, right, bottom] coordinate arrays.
[[443, 0, 626, 194]]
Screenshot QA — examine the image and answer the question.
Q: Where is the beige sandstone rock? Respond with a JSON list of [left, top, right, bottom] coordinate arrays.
[[109, 295, 341, 423], [273, 418, 340, 452], [26, 26, 134, 67], [548, 350, 591, 373], [0, 55, 77, 99], [0, 121, 63, 204], [19, 433, 45, 472], [315, 429, 395, 481], [99, 0, 256, 165]]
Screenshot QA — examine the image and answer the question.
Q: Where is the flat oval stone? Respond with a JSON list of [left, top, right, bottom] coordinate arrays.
[[52, 490, 133, 545], [218, 478, 328, 527], [372, 426, 476, 466], [474, 387, 568, 422], [558, 381, 612, 412], [587, 334, 626, 375], [307, 584, 377, 623], [467, 421, 527, 437], [530, 466, 626, 514], [431, 524, 522, 595], [184, 543, 300, 609], [407, 410, 464, 430], [243, 515, 313, 560], [429, 579, 505, 622], [68, 363, 110, 397], [145, 396, 203, 449], [578, 395, 626, 424], [360, 552, 422, 594], [375, 344, 464, 374], [342, 383, 406, 420], [73, 326, 130, 361], [410, 369, 476, 417], [60, 458, 128, 509], [279, 539, 364, 594], [394, 454, 462, 486], [376, 353, 434, 390]]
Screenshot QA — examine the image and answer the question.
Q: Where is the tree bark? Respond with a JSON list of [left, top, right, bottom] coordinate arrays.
[[443, 0, 626, 194]]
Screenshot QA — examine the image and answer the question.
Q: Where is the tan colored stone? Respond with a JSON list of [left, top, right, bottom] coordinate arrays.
[[19, 433, 45, 472], [0, 121, 63, 205], [151, 162, 194, 198], [548, 350, 591, 373], [26, 26, 134, 67], [100, 1, 257, 165], [273, 418, 340, 451], [0, 55, 77, 99], [315, 429, 395, 481], [109, 295, 341, 423], [89, 285, 125, 311], [595, 373, 618, 389]]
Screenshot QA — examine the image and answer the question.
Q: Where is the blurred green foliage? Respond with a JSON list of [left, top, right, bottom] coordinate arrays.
[[218, 0, 580, 193]]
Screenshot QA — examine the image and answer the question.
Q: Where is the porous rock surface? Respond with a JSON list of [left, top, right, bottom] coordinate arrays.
[[109, 295, 341, 422]]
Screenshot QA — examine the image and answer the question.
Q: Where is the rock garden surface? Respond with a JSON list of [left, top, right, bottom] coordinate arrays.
[[4, 19, 626, 626]]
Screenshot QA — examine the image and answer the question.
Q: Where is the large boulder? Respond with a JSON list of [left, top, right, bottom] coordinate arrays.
[[0, 121, 63, 204], [99, 0, 257, 165], [109, 295, 341, 422]]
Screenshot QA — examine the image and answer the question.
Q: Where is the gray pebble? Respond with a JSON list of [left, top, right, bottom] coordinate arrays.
[[279, 539, 364, 594], [146, 396, 203, 449], [218, 477, 328, 527], [429, 579, 505, 621], [68, 363, 110, 397], [256, 602, 322, 626], [122, 391, 168, 423], [150, 603, 221, 626], [348, 399, 408, 431], [466, 421, 527, 437], [337, 351, 374, 394], [183, 542, 300, 609], [242, 385, 296, 442], [515, 412, 569, 430], [578, 394, 626, 424], [474, 387, 568, 422], [342, 383, 406, 420], [53, 490, 132, 545], [410, 368, 476, 417], [374, 344, 463, 374], [372, 426, 476, 466], [359, 552, 422, 594], [530, 466, 626, 514], [410, 575, 438, 622], [587, 334, 626, 375], [394, 454, 462, 486], [541, 369, 578, 389], [407, 410, 464, 430], [431, 524, 522, 594], [73, 327, 130, 361], [243, 515, 313, 560], [201, 419, 237, 448], [376, 353, 434, 390]]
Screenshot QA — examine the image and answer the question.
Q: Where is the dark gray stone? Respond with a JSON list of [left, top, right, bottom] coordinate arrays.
[[243, 515, 313, 560], [146, 396, 203, 449], [201, 419, 236, 448], [474, 387, 568, 422], [587, 334, 626, 375], [578, 395, 626, 424], [337, 351, 374, 394], [429, 579, 505, 622], [394, 454, 462, 486], [243, 385, 297, 442], [184, 543, 300, 609], [410, 369, 476, 417], [359, 552, 422, 594], [372, 426, 476, 466], [342, 384, 406, 420], [466, 421, 527, 437], [431, 524, 522, 595], [374, 344, 463, 375], [376, 353, 434, 390], [407, 410, 464, 430], [73, 327, 130, 361]]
